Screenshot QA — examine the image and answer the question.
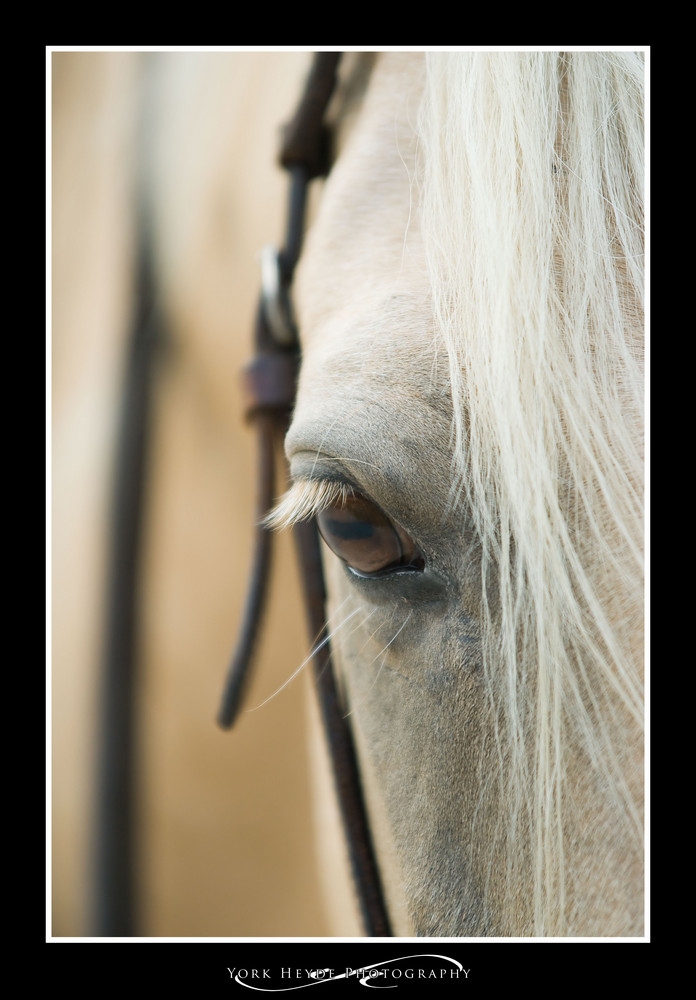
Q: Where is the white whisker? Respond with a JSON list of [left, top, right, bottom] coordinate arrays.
[[367, 610, 413, 691], [246, 606, 363, 713], [341, 611, 415, 721]]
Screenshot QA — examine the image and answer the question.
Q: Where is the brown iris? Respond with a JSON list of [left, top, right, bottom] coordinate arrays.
[[316, 492, 425, 578]]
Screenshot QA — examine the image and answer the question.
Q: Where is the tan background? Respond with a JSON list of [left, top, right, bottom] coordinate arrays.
[[51, 50, 359, 938]]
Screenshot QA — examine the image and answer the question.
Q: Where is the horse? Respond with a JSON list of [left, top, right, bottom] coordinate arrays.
[[271, 50, 645, 937], [51, 49, 645, 938]]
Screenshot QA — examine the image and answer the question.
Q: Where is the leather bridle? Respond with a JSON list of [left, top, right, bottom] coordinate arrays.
[[217, 51, 392, 938], [94, 51, 391, 938]]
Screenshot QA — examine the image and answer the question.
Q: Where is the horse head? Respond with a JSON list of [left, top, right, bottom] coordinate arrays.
[[271, 51, 644, 937]]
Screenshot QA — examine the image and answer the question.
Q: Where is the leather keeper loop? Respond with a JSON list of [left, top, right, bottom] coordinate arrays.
[[243, 353, 297, 420]]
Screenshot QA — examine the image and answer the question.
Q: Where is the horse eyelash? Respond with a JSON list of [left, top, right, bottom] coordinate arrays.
[[263, 479, 354, 531]]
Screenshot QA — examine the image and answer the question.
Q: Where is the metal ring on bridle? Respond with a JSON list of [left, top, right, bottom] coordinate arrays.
[[260, 244, 297, 347]]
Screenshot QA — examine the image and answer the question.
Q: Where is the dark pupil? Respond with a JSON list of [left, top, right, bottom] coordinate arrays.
[[316, 494, 422, 577]]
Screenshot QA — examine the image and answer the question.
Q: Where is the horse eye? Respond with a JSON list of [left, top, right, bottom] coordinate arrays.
[[316, 492, 425, 578]]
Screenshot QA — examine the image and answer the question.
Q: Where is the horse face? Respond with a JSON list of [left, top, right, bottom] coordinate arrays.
[[284, 53, 644, 936], [286, 54, 501, 935]]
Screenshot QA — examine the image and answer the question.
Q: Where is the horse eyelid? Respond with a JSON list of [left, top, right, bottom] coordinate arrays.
[[263, 478, 355, 532]]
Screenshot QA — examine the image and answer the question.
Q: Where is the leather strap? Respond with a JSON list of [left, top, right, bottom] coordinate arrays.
[[218, 52, 392, 937]]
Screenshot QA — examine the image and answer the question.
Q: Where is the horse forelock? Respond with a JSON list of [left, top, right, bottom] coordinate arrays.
[[416, 52, 644, 934]]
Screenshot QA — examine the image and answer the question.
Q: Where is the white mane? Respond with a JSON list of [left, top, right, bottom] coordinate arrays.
[[417, 52, 644, 934]]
